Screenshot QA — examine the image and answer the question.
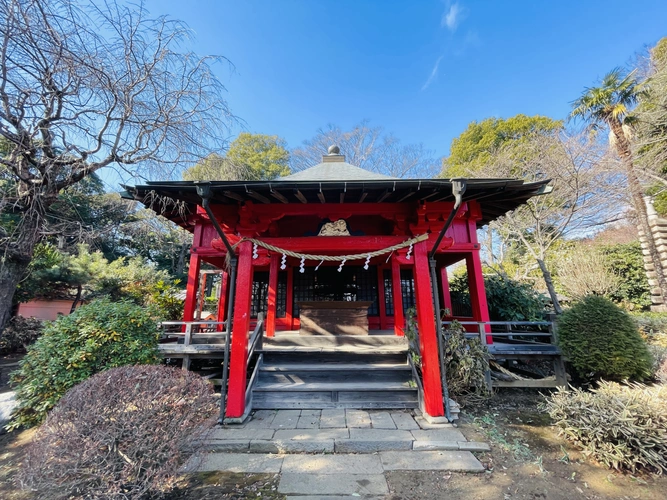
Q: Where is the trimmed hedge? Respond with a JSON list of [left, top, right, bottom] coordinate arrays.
[[9, 299, 159, 429], [557, 295, 652, 382]]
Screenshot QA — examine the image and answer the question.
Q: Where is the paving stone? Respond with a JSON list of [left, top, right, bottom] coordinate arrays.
[[369, 411, 396, 429], [336, 429, 413, 453], [272, 409, 302, 429], [208, 428, 274, 440], [244, 410, 277, 428], [458, 441, 491, 452], [297, 409, 322, 429], [319, 409, 347, 428], [345, 409, 371, 428], [279, 473, 389, 496], [410, 429, 466, 442], [286, 497, 387, 500], [390, 412, 420, 430], [197, 453, 284, 473], [249, 439, 334, 453], [379, 450, 485, 472], [274, 428, 350, 441], [281, 454, 384, 474], [201, 439, 250, 452], [414, 415, 455, 429], [412, 440, 459, 451], [348, 429, 414, 441]]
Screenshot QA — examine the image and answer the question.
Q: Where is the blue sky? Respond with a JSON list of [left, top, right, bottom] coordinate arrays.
[[140, 0, 667, 163]]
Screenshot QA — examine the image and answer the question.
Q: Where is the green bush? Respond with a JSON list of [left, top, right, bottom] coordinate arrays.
[[601, 242, 651, 310], [8, 299, 159, 429], [20, 365, 217, 499], [545, 382, 667, 474], [450, 273, 546, 321], [557, 295, 653, 382]]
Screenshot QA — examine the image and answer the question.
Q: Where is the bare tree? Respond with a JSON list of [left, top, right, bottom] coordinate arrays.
[[557, 244, 620, 299], [484, 132, 625, 313], [290, 121, 441, 178], [0, 0, 235, 332]]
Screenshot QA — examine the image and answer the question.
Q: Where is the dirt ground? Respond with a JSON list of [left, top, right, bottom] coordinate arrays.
[[2, 371, 666, 499]]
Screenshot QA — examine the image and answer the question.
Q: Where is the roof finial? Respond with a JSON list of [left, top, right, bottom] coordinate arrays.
[[328, 144, 340, 155]]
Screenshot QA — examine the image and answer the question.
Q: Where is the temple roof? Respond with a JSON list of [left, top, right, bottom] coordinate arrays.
[[278, 152, 396, 181], [120, 145, 551, 228]]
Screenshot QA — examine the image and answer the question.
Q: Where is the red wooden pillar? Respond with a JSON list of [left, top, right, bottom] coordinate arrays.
[[216, 270, 229, 331], [183, 225, 203, 323], [266, 254, 279, 337], [377, 266, 388, 331], [226, 241, 254, 418], [466, 251, 492, 343], [391, 256, 404, 336], [439, 267, 452, 316], [412, 241, 445, 417]]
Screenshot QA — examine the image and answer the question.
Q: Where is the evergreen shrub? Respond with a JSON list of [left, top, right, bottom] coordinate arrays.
[[450, 273, 546, 321], [557, 295, 652, 382], [20, 365, 217, 499], [8, 299, 159, 429], [545, 382, 667, 474]]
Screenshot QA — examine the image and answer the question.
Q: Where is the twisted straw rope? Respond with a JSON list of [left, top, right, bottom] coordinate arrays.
[[224, 233, 429, 269]]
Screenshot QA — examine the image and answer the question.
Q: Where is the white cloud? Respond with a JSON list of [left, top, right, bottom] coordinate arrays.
[[441, 2, 467, 32], [421, 55, 444, 91]]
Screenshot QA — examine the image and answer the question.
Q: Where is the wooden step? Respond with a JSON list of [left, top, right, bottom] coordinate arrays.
[[261, 352, 409, 365], [260, 362, 410, 372], [254, 380, 415, 391], [262, 335, 409, 352]]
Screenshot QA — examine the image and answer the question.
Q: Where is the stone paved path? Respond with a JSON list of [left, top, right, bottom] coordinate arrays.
[[191, 409, 488, 498], [204, 409, 488, 454]]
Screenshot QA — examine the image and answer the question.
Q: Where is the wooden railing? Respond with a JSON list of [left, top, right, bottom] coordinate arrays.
[[441, 320, 567, 389], [245, 313, 265, 413]]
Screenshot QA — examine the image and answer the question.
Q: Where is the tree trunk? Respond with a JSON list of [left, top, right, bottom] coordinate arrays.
[[536, 258, 563, 314], [0, 193, 49, 334], [70, 284, 83, 314], [0, 261, 28, 334], [609, 121, 667, 308]]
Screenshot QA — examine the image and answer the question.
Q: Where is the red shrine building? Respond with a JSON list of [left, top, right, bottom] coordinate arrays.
[[124, 147, 548, 421]]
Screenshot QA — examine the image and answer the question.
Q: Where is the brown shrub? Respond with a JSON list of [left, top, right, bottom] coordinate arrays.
[[0, 316, 43, 354], [20, 365, 217, 499]]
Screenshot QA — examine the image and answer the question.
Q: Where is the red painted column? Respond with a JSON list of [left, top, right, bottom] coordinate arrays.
[[183, 225, 203, 323], [377, 266, 388, 331], [391, 256, 405, 336], [466, 252, 492, 343], [412, 241, 445, 417], [439, 267, 452, 317], [226, 241, 254, 418], [286, 266, 294, 330], [216, 271, 229, 331], [266, 254, 279, 337]]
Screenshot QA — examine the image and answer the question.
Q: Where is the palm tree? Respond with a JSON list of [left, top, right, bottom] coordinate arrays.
[[571, 69, 667, 308]]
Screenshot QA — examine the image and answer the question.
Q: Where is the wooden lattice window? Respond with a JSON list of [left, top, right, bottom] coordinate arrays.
[[251, 271, 287, 319]]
